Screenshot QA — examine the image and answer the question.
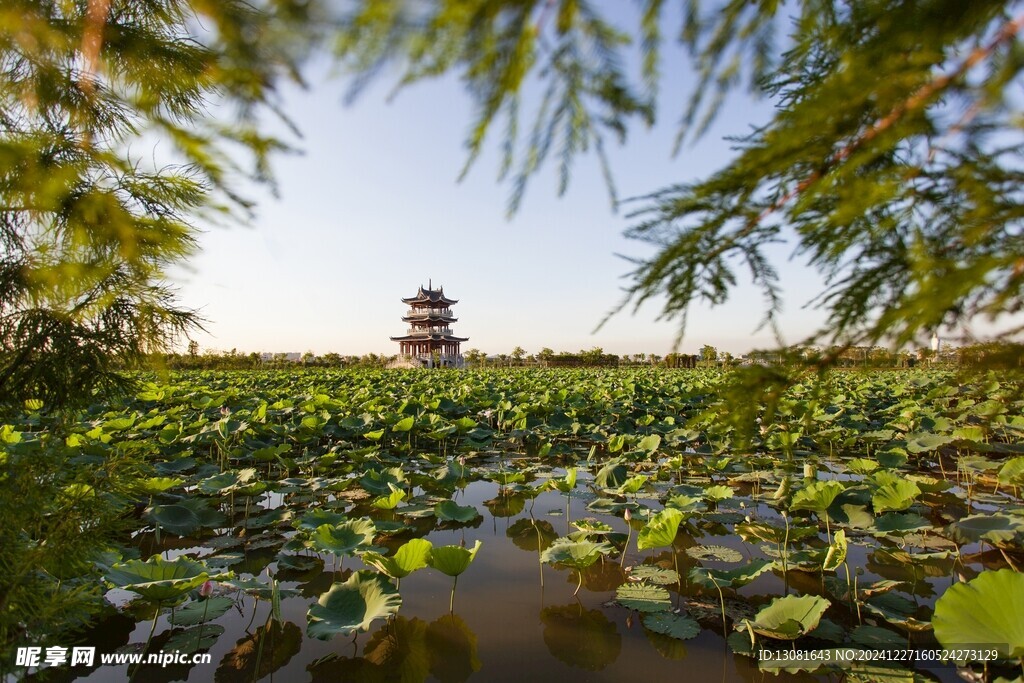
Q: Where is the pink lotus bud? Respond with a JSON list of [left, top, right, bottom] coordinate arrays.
[[623, 508, 632, 522], [199, 580, 215, 598]]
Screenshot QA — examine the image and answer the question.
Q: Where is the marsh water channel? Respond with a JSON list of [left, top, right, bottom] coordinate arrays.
[[52, 452, 1003, 683]]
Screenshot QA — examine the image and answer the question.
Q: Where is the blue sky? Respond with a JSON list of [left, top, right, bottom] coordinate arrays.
[[175, 16, 834, 357]]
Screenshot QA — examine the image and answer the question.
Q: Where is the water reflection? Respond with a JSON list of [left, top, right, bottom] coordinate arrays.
[[214, 620, 302, 683], [506, 518, 557, 552], [539, 603, 621, 671], [306, 613, 480, 683]]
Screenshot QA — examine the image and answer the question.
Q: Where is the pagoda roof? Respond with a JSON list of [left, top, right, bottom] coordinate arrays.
[[401, 285, 458, 306], [403, 314, 457, 323], [390, 333, 469, 342]]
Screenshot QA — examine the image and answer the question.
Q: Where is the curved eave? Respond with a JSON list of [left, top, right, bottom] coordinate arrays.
[[402, 315, 457, 323], [391, 334, 469, 342], [401, 296, 459, 306]]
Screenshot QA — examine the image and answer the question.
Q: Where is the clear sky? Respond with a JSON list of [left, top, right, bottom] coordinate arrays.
[[175, 16, 835, 358]]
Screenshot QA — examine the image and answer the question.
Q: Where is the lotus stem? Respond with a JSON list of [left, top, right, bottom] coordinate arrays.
[[195, 598, 211, 652], [710, 574, 727, 635], [620, 525, 631, 568], [574, 569, 583, 596], [449, 575, 458, 613]]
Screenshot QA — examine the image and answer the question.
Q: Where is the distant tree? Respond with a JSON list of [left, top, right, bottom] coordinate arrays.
[[538, 348, 555, 365], [464, 348, 485, 367], [700, 345, 718, 365], [187, 340, 199, 357], [511, 346, 526, 365]]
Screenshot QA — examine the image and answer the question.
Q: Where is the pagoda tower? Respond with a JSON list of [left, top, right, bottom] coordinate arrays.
[[390, 282, 468, 367]]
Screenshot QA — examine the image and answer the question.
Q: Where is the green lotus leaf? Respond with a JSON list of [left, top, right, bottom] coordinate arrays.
[[946, 514, 1024, 546], [371, 484, 406, 510], [746, 594, 831, 640], [845, 458, 879, 474], [360, 538, 433, 579], [105, 555, 229, 602], [434, 500, 480, 523], [615, 582, 672, 613], [572, 519, 614, 535], [391, 416, 415, 433], [147, 499, 226, 537], [689, 558, 775, 590], [686, 545, 742, 563], [636, 434, 661, 454], [642, 612, 701, 640], [627, 565, 679, 585], [872, 512, 931, 536], [540, 538, 613, 570], [360, 467, 407, 495], [736, 521, 817, 545], [594, 460, 628, 488], [297, 508, 348, 531], [198, 468, 257, 494], [872, 480, 921, 514], [997, 457, 1024, 487], [428, 540, 482, 577], [703, 485, 734, 502], [933, 569, 1024, 659], [636, 508, 685, 551], [617, 474, 648, 495], [545, 467, 578, 493], [139, 477, 184, 494], [307, 570, 402, 639], [169, 596, 235, 626], [790, 480, 845, 513], [823, 529, 847, 571], [905, 432, 953, 454], [309, 518, 380, 557]]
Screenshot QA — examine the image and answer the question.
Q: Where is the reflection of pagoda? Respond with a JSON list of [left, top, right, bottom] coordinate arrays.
[[390, 281, 468, 367]]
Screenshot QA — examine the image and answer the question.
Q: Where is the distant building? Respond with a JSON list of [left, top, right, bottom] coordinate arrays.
[[931, 332, 941, 353], [390, 282, 468, 368]]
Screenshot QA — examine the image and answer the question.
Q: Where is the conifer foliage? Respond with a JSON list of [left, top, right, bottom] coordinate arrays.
[[0, 0, 312, 412]]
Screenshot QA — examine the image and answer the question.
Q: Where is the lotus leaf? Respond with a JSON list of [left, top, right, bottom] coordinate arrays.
[[169, 596, 235, 625], [371, 485, 406, 510], [689, 558, 775, 589], [572, 519, 613, 535], [628, 565, 679, 585], [147, 499, 227, 537], [745, 594, 831, 640], [297, 509, 348, 531], [615, 583, 671, 613], [360, 538, 433, 580], [685, 545, 742, 563], [946, 514, 1024, 546], [997, 457, 1024, 487], [636, 508, 685, 551], [872, 512, 931, 536], [617, 474, 648, 495], [309, 518, 380, 557], [139, 477, 184, 494], [823, 529, 847, 571], [790, 480, 844, 513], [434, 500, 481, 523], [428, 540, 482, 577], [933, 569, 1024, 659], [540, 539, 613, 570], [872, 480, 921, 513], [105, 555, 229, 602], [642, 612, 701, 640], [307, 571, 402, 639], [703, 485, 733, 502]]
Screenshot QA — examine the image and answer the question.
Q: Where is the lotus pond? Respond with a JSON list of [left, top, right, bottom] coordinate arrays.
[[9, 368, 1024, 682]]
